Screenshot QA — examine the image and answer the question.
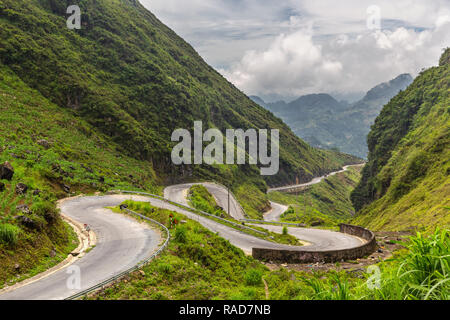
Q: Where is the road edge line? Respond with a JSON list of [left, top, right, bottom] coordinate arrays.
[[0, 199, 96, 296]]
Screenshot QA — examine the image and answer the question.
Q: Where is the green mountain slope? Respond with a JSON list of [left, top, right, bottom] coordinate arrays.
[[351, 49, 450, 232], [0, 63, 159, 285], [0, 0, 357, 190], [0, 0, 360, 282]]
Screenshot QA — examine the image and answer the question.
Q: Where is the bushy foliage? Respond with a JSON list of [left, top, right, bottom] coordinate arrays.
[[0, 223, 20, 245], [174, 226, 187, 243], [351, 49, 450, 231], [0, 0, 357, 193], [188, 185, 227, 217], [244, 269, 263, 286]]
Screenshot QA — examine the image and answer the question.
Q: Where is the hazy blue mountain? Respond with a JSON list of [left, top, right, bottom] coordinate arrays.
[[252, 74, 414, 158]]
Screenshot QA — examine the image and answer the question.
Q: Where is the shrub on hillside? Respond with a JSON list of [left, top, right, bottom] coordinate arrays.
[[244, 268, 263, 286], [175, 226, 187, 243], [0, 223, 21, 245]]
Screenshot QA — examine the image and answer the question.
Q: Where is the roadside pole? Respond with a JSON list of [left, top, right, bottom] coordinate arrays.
[[228, 185, 230, 216]]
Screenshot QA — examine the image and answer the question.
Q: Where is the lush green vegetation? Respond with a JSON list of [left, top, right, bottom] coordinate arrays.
[[268, 166, 362, 227], [188, 185, 228, 218], [0, 223, 20, 245], [0, 63, 160, 285], [92, 202, 449, 300], [3, 0, 446, 300], [0, 0, 359, 192], [96, 201, 269, 300], [234, 182, 272, 219], [351, 49, 450, 232]]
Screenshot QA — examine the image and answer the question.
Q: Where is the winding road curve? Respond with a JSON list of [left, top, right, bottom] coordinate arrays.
[[264, 201, 289, 222], [164, 182, 246, 220], [163, 182, 364, 253], [268, 165, 357, 193], [0, 165, 364, 300], [265, 164, 362, 221], [0, 195, 161, 300]]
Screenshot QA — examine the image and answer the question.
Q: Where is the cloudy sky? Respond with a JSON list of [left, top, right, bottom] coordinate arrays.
[[140, 0, 450, 102]]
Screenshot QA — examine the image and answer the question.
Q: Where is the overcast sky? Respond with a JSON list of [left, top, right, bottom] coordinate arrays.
[[139, 0, 450, 102]]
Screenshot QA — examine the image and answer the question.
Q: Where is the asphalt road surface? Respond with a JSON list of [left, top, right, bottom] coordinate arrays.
[[268, 165, 357, 193], [164, 182, 246, 220], [2, 171, 365, 300], [163, 184, 363, 252], [0, 195, 161, 300], [264, 201, 289, 222]]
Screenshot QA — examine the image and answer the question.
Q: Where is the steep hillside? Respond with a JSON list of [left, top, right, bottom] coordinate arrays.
[[0, 63, 158, 286], [0, 0, 356, 190], [0, 0, 360, 283], [351, 49, 450, 232], [252, 74, 413, 158]]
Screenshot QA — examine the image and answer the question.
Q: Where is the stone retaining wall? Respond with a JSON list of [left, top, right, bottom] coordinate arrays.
[[252, 224, 377, 263]]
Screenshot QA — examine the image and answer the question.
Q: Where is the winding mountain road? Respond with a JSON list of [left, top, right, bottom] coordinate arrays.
[[164, 182, 246, 220], [264, 164, 362, 221], [0, 165, 364, 300], [268, 165, 357, 193], [264, 201, 289, 222], [0, 195, 161, 300], [163, 182, 364, 252]]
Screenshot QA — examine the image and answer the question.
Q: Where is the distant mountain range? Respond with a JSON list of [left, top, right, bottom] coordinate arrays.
[[251, 74, 414, 158]]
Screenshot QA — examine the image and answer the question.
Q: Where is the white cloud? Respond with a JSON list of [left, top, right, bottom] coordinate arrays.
[[220, 29, 343, 95], [221, 21, 449, 97], [139, 0, 450, 98]]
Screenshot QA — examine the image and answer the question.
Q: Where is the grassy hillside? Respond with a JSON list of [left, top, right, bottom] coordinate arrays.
[[93, 201, 449, 300], [187, 185, 228, 218], [351, 49, 450, 232], [268, 166, 362, 227], [0, 0, 359, 288], [0, 0, 358, 191], [0, 63, 158, 286]]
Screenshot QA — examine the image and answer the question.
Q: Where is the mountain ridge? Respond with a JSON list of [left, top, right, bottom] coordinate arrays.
[[251, 73, 414, 158]]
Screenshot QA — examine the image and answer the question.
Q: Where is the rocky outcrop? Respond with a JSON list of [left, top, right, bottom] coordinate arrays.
[[63, 184, 70, 193], [0, 161, 14, 180], [15, 215, 42, 230], [15, 183, 28, 195], [37, 139, 51, 149], [16, 204, 30, 214]]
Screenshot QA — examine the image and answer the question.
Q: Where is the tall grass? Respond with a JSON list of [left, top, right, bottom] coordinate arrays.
[[368, 228, 449, 300], [396, 228, 449, 300], [302, 229, 449, 300], [305, 273, 352, 300], [0, 223, 21, 245]]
